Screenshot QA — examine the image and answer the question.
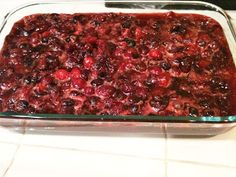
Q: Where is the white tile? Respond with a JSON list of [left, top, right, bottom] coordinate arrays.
[[5, 145, 165, 177], [0, 126, 24, 144], [0, 143, 18, 177], [22, 127, 165, 159], [168, 161, 236, 177], [167, 127, 236, 167]]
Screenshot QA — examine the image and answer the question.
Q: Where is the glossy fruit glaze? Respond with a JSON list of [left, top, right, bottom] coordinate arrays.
[[0, 12, 235, 116]]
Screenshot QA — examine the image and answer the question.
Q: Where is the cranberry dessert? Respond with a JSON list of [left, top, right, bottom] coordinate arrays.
[[0, 12, 236, 116]]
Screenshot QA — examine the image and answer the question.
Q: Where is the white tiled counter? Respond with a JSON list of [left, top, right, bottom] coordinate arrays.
[[0, 1, 236, 177]]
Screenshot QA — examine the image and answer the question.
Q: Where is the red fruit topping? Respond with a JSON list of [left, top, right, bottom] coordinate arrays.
[[158, 73, 171, 88], [198, 60, 211, 68], [109, 101, 124, 115], [0, 12, 234, 116], [85, 36, 97, 44], [70, 67, 81, 79], [84, 86, 95, 95], [148, 49, 162, 60], [54, 69, 70, 80], [96, 85, 115, 98], [135, 27, 144, 39], [72, 78, 86, 88], [150, 66, 163, 75], [121, 82, 133, 93], [83, 56, 94, 69]]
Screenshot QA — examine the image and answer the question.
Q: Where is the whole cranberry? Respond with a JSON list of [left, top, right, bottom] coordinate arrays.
[[149, 66, 163, 75], [112, 89, 126, 100], [158, 73, 171, 88], [120, 82, 133, 93], [135, 62, 146, 72], [84, 56, 94, 69], [70, 67, 81, 79], [188, 107, 199, 117], [135, 27, 144, 39], [108, 101, 124, 115], [178, 56, 192, 73], [84, 86, 95, 95], [54, 69, 70, 81], [149, 95, 169, 111], [148, 49, 162, 60], [71, 78, 86, 88], [91, 79, 104, 87], [96, 85, 115, 98]]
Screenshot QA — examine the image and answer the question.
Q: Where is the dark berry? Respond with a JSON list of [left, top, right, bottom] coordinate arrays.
[[33, 45, 47, 53], [24, 76, 32, 84], [107, 42, 116, 52], [124, 38, 136, 47], [215, 96, 229, 108], [122, 21, 131, 28], [176, 89, 192, 97], [188, 107, 198, 117], [98, 71, 108, 79], [178, 56, 192, 73], [203, 109, 215, 116], [149, 95, 169, 111], [145, 77, 156, 89], [17, 100, 29, 109], [198, 95, 213, 108], [73, 15, 87, 24], [91, 79, 104, 87], [62, 99, 75, 107], [81, 69, 90, 81], [210, 77, 229, 93], [23, 56, 34, 67], [128, 95, 141, 104], [41, 37, 48, 43], [130, 105, 139, 114], [135, 62, 146, 72], [46, 55, 59, 69], [170, 24, 186, 34], [112, 89, 126, 100], [160, 61, 171, 70], [132, 53, 140, 59], [2, 50, 10, 58]]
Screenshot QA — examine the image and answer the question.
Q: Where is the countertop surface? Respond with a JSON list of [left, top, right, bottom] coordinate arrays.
[[0, 1, 236, 177]]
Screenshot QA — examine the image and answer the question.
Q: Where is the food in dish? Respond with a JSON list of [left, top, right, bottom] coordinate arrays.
[[0, 12, 235, 116]]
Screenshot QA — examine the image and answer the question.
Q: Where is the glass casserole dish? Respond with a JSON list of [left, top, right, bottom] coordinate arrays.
[[0, 0, 236, 135]]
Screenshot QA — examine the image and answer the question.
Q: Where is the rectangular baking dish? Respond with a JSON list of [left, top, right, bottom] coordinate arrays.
[[0, 0, 236, 135]]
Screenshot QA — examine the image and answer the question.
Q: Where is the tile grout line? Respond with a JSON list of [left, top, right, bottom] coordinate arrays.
[[2, 128, 26, 177], [166, 158, 236, 169], [19, 142, 166, 161], [163, 124, 168, 177]]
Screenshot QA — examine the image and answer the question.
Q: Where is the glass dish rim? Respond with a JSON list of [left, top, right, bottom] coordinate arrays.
[[0, 0, 235, 123]]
